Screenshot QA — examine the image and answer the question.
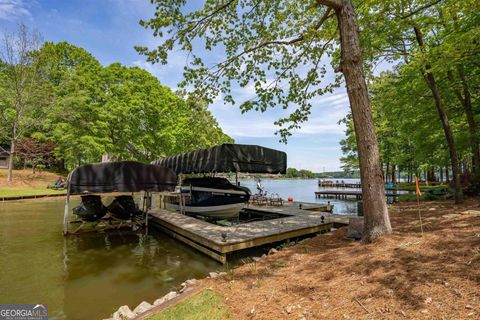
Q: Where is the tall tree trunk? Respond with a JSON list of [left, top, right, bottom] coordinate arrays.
[[413, 26, 463, 203], [7, 139, 15, 182], [449, 66, 480, 180], [391, 165, 396, 184], [7, 122, 17, 182], [440, 167, 443, 183], [446, 166, 450, 183], [385, 162, 390, 183], [335, 0, 391, 242]]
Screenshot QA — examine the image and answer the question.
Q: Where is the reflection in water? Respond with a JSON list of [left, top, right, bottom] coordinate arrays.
[[0, 198, 219, 320]]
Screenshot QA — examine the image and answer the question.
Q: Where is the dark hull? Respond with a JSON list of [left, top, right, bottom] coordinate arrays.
[[107, 195, 142, 220], [73, 195, 107, 221]]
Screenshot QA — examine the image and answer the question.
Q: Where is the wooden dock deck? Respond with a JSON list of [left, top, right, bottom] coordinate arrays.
[[148, 202, 350, 264], [318, 181, 361, 188], [315, 190, 400, 201]]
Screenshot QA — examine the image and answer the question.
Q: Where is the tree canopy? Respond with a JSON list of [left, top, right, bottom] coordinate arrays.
[[340, 0, 480, 196], [0, 36, 232, 173], [137, 0, 393, 242]]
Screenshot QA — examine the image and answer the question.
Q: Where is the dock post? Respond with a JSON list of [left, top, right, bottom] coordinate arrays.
[[63, 188, 71, 235], [357, 201, 363, 216]]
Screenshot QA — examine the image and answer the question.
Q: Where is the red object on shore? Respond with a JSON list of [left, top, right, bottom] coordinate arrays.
[[415, 176, 422, 196], [287, 196, 293, 202]]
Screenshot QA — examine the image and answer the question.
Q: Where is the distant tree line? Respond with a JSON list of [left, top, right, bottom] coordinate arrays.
[[318, 171, 360, 179], [0, 25, 232, 181], [340, 0, 480, 198], [284, 168, 316, 179]]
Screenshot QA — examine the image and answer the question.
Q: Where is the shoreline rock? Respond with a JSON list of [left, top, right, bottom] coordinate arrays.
[[112, 305, 135, 320], [132, 301, 153, 315]]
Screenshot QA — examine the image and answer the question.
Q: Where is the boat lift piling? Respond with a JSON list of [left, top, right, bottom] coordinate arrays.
[[62, 161, 177, 236]]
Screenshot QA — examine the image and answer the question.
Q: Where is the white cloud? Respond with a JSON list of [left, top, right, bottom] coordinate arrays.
[[310, 91, 349, 108], [0, 0, 31, 21], [209, 89, 349, 139]]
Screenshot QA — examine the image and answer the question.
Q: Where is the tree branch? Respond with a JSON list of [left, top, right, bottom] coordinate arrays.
[[187, 0, 236, 35], [209, 8, 334, 77], [316, 0, 342, 10], [401, 0, 443, 19]]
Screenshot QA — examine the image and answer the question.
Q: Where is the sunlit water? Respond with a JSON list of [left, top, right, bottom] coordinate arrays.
[[239, 178, 362, 215], [1, 179, 367, 319]]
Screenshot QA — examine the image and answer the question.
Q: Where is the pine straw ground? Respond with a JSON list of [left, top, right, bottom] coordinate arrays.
[[204, 199, 480, 319]]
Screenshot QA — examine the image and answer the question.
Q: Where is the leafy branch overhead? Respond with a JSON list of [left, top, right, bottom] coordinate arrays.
[[136, 0, 341, 142]]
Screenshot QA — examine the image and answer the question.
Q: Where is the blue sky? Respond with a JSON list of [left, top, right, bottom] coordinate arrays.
[[0, 0, 352, 172]]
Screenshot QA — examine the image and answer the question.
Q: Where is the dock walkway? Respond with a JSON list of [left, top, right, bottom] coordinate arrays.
[[315, 190, 400, 201], [318, 181, 361, 188], [148, 202, 351, 264]]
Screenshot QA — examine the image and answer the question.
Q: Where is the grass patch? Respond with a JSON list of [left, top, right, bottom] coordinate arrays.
[[280, 240, 295, 249], [270, 261, 288, 269], [146, 289, 232, 320], [0, 187, 65, 197], [398, 191, 450, 202], [390, 183, 448, 192], [0, 169, 66, 198]]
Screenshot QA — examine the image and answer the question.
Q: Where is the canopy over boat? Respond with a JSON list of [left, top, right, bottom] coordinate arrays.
[[152, 144, 287, 174], [67, 161, 177, 195]]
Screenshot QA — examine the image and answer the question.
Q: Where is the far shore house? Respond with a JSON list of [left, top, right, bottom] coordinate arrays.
[[0, 144, 11, 169]]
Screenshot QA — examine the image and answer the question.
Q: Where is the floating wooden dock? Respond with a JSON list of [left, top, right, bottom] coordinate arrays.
[[318, 181, 361, 188], [315, 190, 400, 201], [148, 202, 350, 264]]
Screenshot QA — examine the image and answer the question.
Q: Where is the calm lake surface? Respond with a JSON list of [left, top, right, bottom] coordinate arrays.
[[0, 179, 359, 319], [239, 178, 361, 215], [0, 197, 219, 320]]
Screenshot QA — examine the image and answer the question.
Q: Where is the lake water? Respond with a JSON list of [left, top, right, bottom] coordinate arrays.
[[239, 178, 361, 215], [0, 197, 219, 320], [0, 179, 360, 319]]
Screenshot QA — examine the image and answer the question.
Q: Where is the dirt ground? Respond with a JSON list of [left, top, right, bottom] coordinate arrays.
[[205, 199, 480, 319], [0, 169, 61, 188]]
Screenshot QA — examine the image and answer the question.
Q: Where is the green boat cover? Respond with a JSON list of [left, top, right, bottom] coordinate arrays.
[[67, 161, 177, 195], [152, 144, 287, 174]]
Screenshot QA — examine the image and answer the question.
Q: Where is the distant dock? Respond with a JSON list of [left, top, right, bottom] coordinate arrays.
[[148, 201, 350, 264], [318, 181, 361, 188], [315, 190, 400, 201]]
